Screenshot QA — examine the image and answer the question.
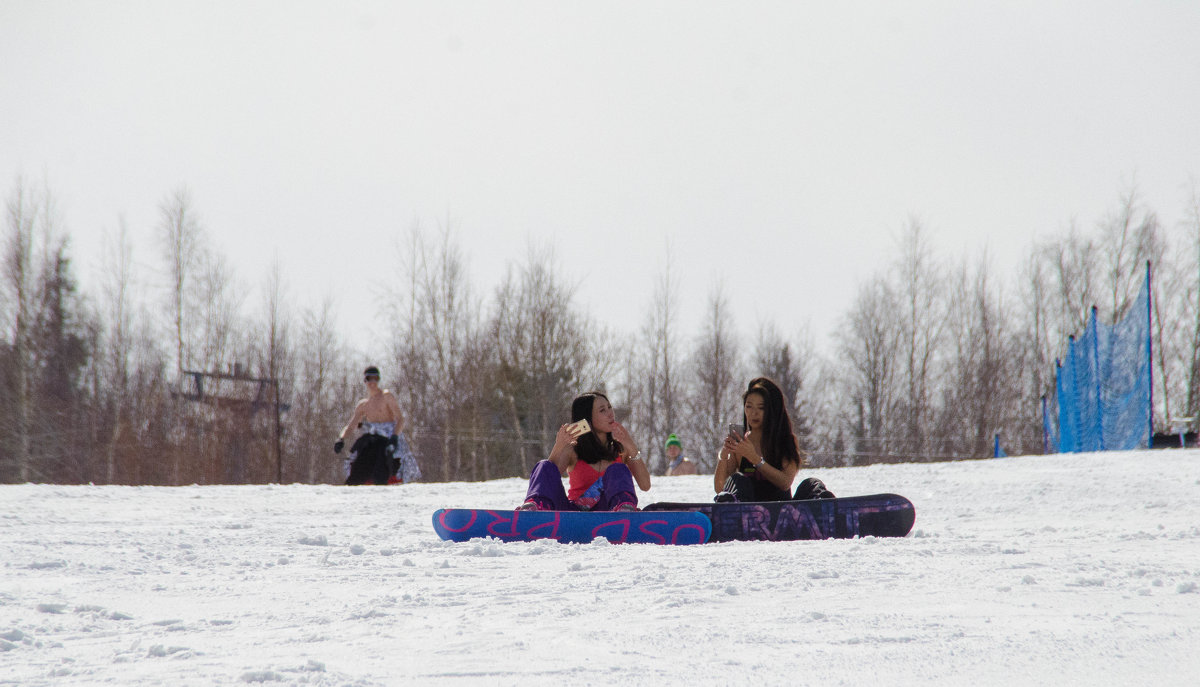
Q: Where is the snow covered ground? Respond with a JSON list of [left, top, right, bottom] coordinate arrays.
[[2, 450, 1198, 686]]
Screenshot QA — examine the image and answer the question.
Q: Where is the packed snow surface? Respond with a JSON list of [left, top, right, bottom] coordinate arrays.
[[2, 450, 1199, 686]]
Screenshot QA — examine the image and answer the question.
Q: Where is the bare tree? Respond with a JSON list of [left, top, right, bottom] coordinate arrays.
[[98, 218, 136, 483], [1, 179, 38, 481], [391, 223, 489, 481], [289, 297, 356, 484], [940, 252, 1026, 457], [490, 242, 599, 477], [839, 277, 900, 464], [90, 215, 179, 485], [631, 254, 682, 474], [195, 250, 245, 374], [259, 258, 290, 482], [1151, 252, 1186, 428], [158, 187, 203, 375], [1043, 223, 1101, 336], [1182, 182, 1200, 428], [803, 357, 848, 467], [684, 283, 742, 472], [154, 188, 259, 484], [1019, 250, 1054, 406], [154, 188, 203, 484], [752, 322, 814, 450], [1099, 187, 1161, 321], [892, 219, 945, 460], [1016, 249, 1060, 452]]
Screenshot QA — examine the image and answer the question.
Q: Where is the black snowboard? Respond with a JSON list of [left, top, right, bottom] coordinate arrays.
[[642, 493, 915, 542]]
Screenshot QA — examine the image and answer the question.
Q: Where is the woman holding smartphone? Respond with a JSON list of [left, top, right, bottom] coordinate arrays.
[[518, 391, 651, 511], [714, 377, 834, 502]]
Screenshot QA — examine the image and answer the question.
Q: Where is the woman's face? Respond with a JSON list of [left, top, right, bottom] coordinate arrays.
[[744, 391, 766, 431], [591, 396, 616, 433]]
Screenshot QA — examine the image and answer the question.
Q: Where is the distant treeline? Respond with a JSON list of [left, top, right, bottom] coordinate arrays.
[[3, 179, 1199, 484]]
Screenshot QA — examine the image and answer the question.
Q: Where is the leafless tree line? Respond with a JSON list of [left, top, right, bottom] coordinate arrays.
[[1, 181, 361, 484], [2, 179, 1198, 484], [815, 187, 1192, 466]]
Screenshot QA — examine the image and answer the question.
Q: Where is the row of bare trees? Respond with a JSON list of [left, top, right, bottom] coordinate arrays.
[[0, 181, 362, 484], [817, 187, 1199, 465], [3, 179, 1199, 484]]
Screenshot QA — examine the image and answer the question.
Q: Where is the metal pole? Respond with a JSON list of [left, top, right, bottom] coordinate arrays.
[[1146, 261, 1154, 447], [274, 379, 283, 484], [1092, 307, 1104, 451]]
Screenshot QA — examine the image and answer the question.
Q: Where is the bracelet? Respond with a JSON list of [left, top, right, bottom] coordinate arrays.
[[755, 457, 766, 469], [626, 451, 641, 461]]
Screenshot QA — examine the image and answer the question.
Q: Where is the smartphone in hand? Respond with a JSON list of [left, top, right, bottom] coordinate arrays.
[[727, 423, 743, 441], [567, 419, 591, 435]]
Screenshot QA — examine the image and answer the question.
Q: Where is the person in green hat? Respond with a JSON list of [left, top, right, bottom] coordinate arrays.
[[664, 433, 698, 476]]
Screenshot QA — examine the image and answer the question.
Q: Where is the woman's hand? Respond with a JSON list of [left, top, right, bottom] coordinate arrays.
[[548, 423, 585, 474], [549, 420, 583, 458], [552, 423, 584, 454], [723, 430, 760, 463], [610, 421, 638, 458], [612, 421, 650, 491], [713, 445, 739, 494]]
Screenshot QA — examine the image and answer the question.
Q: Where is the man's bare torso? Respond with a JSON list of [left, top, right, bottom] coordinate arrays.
[[358, 391, 401, 424]]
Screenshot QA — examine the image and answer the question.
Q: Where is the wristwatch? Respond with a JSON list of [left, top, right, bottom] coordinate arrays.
[[755, 457, 765, 469]]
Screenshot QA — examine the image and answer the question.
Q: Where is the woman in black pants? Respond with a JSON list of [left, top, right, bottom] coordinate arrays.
[[713, 377, 834, 502]]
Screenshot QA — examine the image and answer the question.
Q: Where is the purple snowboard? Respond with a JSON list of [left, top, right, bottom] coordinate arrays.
[[642, 493, 915, 541], [432, 508, 712, 545]]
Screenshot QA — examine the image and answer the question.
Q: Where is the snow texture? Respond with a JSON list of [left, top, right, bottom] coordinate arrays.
[[2, 450, 1199, 686]]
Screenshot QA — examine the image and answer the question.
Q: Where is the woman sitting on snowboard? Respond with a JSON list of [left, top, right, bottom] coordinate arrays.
[[714, 376, 834, 502], [518, 391, 651, 511]]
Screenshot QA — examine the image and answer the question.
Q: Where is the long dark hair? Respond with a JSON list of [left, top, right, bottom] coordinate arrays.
[[571, 391, 623, 465], [743, 377, 801, 469]]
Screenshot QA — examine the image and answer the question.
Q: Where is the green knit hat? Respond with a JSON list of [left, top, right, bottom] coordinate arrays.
[[665, 433, 682, 449]]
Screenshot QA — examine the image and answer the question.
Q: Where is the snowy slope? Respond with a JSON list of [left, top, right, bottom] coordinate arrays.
[[2, 450, 1198, 686]]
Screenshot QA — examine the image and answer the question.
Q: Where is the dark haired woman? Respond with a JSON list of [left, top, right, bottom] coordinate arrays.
[[714, 377, 834, 502], [518, 392, 651, 511]]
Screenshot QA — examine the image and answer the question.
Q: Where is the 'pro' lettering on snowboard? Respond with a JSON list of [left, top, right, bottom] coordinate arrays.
[[432, 508, 711, 545]]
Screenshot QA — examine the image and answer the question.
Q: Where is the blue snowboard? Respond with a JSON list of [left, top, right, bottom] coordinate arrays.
[[642, 493, 915, 542], [432, 508, 712, 545]]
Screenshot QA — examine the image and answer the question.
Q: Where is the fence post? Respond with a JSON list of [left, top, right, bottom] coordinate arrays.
[[1092, 306, 1104, 451], [1041, 395, 1051, 454], [1146, 261, 1154, 447]]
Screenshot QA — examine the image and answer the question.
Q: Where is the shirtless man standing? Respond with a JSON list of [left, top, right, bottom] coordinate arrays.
[[333, 366, 407, 485], [664, 433, 699, 476]]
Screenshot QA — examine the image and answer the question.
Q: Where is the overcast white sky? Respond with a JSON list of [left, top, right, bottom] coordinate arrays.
[[3, 1, 1199, 361]]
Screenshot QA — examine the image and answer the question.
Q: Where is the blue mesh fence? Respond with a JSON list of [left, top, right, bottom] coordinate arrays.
[[1044, 265, 1152, 453], [1077, 317, 1103, 451]]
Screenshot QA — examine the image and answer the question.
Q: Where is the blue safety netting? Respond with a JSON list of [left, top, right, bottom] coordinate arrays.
[[1044, 265, 1152, 453]]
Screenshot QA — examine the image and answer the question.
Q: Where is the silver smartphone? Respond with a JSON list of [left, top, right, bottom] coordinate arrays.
[[727, 423, 743, 440]]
